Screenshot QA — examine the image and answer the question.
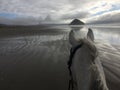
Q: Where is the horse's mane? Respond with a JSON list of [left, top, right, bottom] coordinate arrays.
[[78, 38, 98, 60], [78, 38, 109, 90]]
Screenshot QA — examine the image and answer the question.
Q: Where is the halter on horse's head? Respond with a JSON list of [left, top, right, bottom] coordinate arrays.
[[68, 28, 109, 90]]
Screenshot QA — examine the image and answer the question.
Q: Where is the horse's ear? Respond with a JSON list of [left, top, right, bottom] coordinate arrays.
[[69, 30, 79, 46], [87, 28, 94, 41]]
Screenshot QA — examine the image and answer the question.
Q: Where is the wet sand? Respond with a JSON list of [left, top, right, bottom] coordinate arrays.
[[0, 26, 70, 90], [95, 41, 120, 90], [0, 26, 120, 90]]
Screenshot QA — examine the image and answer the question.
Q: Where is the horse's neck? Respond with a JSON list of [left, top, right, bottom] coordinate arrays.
[[72, 45, 93, 90], [73, 45, 93, 67], [71, 43, 109, 90]]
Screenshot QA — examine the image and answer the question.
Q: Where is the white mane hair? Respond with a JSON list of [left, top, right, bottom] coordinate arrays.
[[78, 38, 98, 60], [77, 38, 109, 90]]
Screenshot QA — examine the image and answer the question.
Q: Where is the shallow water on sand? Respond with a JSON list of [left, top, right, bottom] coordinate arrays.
[[0, 25, 120, 90]]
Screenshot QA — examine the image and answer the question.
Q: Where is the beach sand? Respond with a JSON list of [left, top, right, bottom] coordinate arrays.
[[0, 26, 120, 90]]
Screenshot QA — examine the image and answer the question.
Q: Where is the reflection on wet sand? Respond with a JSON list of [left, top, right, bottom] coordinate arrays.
[[0, 36, 70, 90], [0, 26, 71, 90], [0, 26, 120, 90]]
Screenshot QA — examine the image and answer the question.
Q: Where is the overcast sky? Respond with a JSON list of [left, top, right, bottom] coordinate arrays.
[[0, 0, 120, 25]]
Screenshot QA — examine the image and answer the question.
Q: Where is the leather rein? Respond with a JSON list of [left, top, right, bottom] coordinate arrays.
[[67, 43, 83, 90]]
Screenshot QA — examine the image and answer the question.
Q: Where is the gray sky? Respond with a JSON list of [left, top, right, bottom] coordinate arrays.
[[0, 0, 120, 25]]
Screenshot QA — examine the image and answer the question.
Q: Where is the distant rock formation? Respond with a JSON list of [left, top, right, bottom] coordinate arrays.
[[69, 19, 84, 25]]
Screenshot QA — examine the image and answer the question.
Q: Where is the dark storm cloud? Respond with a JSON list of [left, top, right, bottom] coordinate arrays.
[[0, 0, 120, 24], [0, 16, 38, 25], [68, 0, 88, 6], [88, 10, 120, 24], [0, 0, 69, 17], [61, 11, 89, 20]]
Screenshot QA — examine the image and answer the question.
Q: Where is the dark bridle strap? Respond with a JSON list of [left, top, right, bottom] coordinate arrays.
[[67, 43, 83, 90], [68, 43, 83, 69]]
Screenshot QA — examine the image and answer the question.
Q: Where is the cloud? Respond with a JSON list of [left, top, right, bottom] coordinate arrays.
[[86, 10, 120, 24], [89, 1, 120, 16], [0, 0, 71, 18], [0, 0, 120, 24], [0, 12, 17, 20], [0, 15, 38, 25], [61, 11, 89, 20]]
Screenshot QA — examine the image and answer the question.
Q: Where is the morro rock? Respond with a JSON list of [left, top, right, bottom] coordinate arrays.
[[69, 19, 84, 25]]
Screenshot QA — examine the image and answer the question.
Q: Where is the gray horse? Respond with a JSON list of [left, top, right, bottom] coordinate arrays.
[[68, 28, 109, 90]]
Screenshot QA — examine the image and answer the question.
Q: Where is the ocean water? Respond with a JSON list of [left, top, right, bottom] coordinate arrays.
[[0, 25, 120, 90]]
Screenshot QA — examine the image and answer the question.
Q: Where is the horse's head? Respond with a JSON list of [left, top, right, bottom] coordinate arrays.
[[68, 28, 98, 90], [69, 28, 94, 46]]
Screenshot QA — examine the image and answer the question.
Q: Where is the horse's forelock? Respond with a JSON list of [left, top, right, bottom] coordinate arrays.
[[78, 38, 98, 60]]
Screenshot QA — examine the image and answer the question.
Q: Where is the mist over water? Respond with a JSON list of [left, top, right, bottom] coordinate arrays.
[[0, 25, 120, 90], [91, 27, 120, 45]]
